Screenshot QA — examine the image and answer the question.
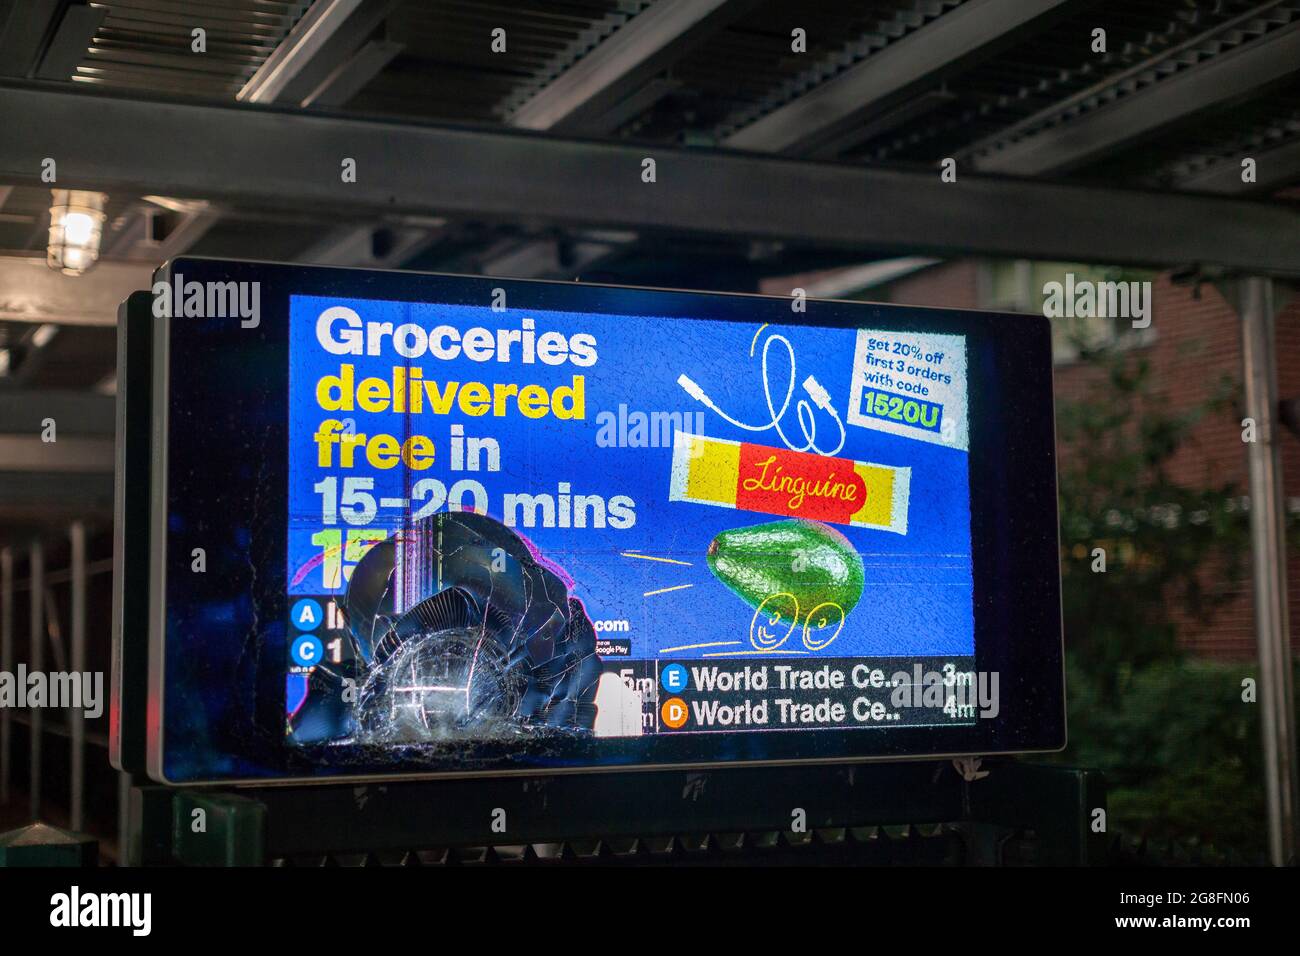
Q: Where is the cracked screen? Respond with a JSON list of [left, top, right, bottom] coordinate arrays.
[[285, 294, 979, 755]]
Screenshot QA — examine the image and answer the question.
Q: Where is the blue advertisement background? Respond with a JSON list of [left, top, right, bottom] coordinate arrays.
[[287, 294, 974, 658]]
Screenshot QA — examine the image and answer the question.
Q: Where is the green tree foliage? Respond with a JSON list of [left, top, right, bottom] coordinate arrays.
[[1051, 343, 1283, 856], [1066, 658, 1276, 856], [1055, 352, 1246, 701]]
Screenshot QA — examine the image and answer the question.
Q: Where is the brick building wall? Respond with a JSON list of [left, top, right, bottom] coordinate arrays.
[[877, 260, 1300, 660], [883, 259, 981, 310]]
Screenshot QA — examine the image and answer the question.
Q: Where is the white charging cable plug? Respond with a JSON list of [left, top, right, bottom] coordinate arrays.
[[677, 373, 708, 405], [802, 375, 833, 412]]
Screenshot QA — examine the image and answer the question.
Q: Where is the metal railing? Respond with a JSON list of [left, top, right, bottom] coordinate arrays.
[[0, 527, 118, 836]]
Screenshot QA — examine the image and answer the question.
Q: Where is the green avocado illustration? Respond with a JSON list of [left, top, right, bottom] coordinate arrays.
[[706, 519, 865, 623]]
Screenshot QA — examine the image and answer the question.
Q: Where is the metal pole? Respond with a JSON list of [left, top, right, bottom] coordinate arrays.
[[1238, 275, 1297, 866], [69, 521, 86, 831], [28, 539, 43, 820], [118, 771, 131, 866], [0, 547, 12, 803]]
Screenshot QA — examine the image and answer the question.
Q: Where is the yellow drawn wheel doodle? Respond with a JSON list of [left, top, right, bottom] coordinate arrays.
[[749, 593, 799, 651], [801, 601, 845, 651]]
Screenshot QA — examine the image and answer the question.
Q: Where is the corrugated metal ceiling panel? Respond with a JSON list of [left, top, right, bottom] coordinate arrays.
[[73, 0, 308, 97]]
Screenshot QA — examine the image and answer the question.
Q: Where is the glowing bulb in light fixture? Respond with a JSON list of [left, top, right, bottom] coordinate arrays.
[[47, 189, 107, 276], [61, 211, 96, 245]]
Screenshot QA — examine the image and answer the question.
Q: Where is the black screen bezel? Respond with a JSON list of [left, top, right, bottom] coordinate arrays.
[[148, 256, 1064, 784]]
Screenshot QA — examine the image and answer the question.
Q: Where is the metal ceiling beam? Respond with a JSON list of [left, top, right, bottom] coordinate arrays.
[[975, 18, 1300, 176], [499, 0, 746, 271], [0, 0, 62, 78], [246, 0, 401, 107], [0, 389, 115, 435], [239, 0, 383, 106], [0, 256, 153, 327], [0, 436, 113, 472], [725, 0, 1074, 155], [477, 236, 630, 281], [107, 200, 222, 261], [152, 0, 395, 265], [801, 90, 954, 161], [1178, 138, 1300, 194], [9, 322, 58, 386], [0, 473, 114, 524], [152, 202, 221, 259], [104, 204, 159, 259], [302, 38, 403, 108], [32, 3, 105, 81], [232, 0, 406, 266], [5, 84, 1300, 275], [296, 220, 448, 268], [509, 0, 756, 133], [502, 0, 961, 284]]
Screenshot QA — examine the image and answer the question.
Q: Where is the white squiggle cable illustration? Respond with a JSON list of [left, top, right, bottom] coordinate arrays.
[[677, 330, 846, 457]]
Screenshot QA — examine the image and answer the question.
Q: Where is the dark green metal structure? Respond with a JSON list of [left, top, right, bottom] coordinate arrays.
[[114, 759, 1105, 866]]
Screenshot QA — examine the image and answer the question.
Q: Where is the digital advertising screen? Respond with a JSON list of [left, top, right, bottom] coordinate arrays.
[[144, 260, 1062, 783], [283, 295, 979, 747]]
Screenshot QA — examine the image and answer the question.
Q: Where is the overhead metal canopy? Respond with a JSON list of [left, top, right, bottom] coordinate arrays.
[[0, 0, 65, 78], [4, 82, 1300, 275], [1179, 137, 1300, 193], [725, 0, 1074, 155], [2, 0, 1299, 274], [973, 15, 1300, 176], [238, 0, 403, 106], [508, 0, 758, 133]]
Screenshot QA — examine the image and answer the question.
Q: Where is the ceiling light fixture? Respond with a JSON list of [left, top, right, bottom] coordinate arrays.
[[47, 188, 107, 276]]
